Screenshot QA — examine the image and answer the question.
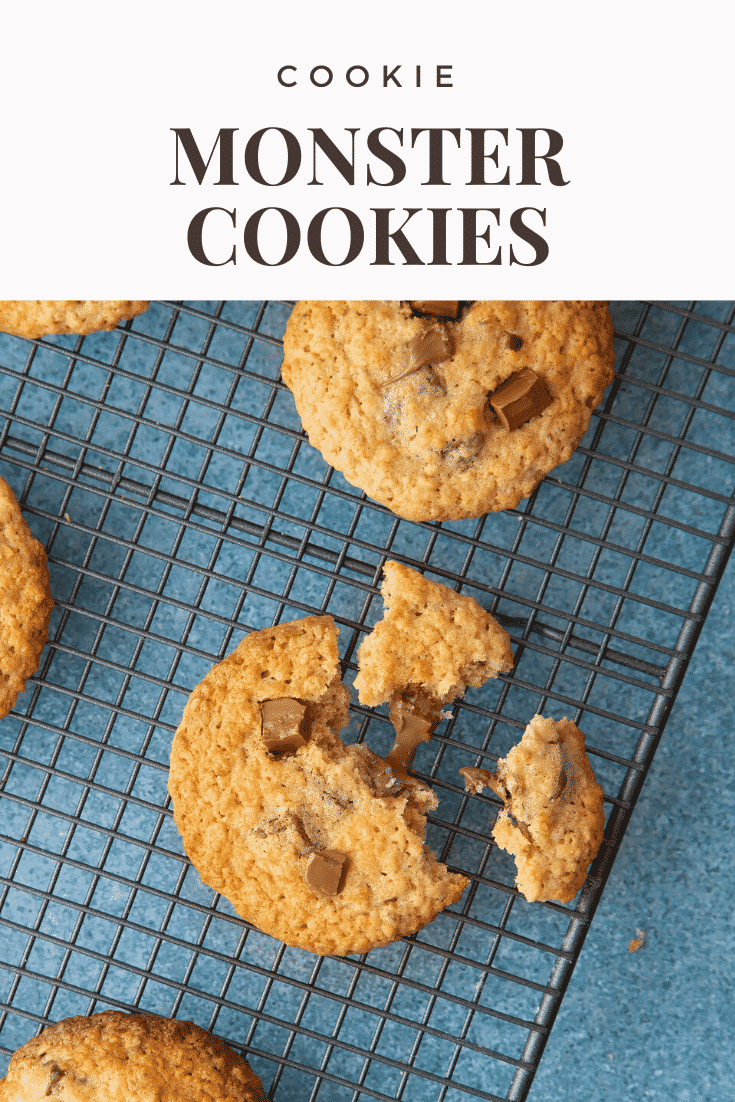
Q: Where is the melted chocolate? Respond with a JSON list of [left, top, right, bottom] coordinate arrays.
[[372, 687, 442, 796]]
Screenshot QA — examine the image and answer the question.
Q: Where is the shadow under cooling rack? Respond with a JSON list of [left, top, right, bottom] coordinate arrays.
[[0, 300, 734, 1102]]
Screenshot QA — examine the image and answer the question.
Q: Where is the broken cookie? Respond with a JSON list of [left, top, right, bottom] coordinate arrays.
[[461, 715, 605, 904], [169, 614, 467, 956], [169, 559, 516, 954]]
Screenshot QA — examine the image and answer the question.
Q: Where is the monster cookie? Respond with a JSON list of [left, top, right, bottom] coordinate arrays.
[[0, 477, 53, 718], [0, 301, 149, 339], [461, 715, 605, 903], [169, 615, 468, 956], [0, 1010, 268, 1102], [282, 301, 615, 521], [354, 559, 513, 709]]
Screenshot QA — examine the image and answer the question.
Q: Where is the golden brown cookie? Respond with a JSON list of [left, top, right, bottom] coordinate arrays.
[[282, 301, 615, 520], [461, 715, 605, 903], [0, 477, 53, 718], [354, 560, 514, 708], [0, 301, 149, 339], [0, 1010, 268, 1102], [169, 614, 468, 956]]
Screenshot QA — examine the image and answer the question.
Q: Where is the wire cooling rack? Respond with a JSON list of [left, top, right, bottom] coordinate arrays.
[[0, 301, 733, 1102]]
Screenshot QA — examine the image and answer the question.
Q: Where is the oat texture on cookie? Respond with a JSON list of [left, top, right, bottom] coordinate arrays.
[[354, 560, 514, 708], [0, 1010, 269, 1102], [0, 477, 53, 719], [281, 301, 615, 521], [461, 715, 605, 903], [168, 615, 468, 956], [0, 301, 149, 339]]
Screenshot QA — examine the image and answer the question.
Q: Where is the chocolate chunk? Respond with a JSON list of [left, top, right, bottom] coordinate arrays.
[[407, 325, 454, 369], [489, 368, 553, 430], [260, 697, 309, 754], [382, 324, 454, 387], [387, 687, 441, 769], [410, 300, 460, 319], [305, 849, 347, 896], [507, 334, 524, 351], [550, 767, 568, 800]]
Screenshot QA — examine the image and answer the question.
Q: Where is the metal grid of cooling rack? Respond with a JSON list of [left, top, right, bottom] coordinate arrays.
[[0, 300, 733, 1102]]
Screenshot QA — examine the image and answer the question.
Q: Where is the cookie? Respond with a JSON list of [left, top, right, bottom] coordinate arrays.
[[0, 1010, 268, 1102], [0, 477, 53, 718], [354, 560, 514, 709], [461, 715, 605, 903], [282, 301, 615, 521], [0, 301, 149, 339], [169, 614, 468, 956]]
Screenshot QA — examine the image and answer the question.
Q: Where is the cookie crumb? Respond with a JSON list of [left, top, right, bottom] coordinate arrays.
[[629, 928, 645, 953]]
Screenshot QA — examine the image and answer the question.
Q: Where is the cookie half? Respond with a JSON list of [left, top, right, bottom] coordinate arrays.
[[0, 301, 149, 338], [169, 615, 467, 956], [282, 301, 615, 520], [0, 477, 53, 718], [461, 715, 605, 903], [0, 1010, 268, 1102]]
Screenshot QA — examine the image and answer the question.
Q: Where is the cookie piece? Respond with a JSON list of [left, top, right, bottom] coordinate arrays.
[[0, 477, 53, 718], [282, 301, 615, 520], [0, 301, 149, 339], [169, 615, 467, 956], [461, 715, 605, 903], [0, 1010, 268, 1102], [354, 560, 514, 708]]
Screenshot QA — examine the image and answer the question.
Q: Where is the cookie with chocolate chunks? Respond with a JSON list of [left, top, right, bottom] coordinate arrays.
[[0, 476, 54, 718], [169, 615, 467, 956], [0, 1010, 269, 1102], [0, 300, 149, 338], [282, 301, 615, 520], [460, 715, 605, 903]]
